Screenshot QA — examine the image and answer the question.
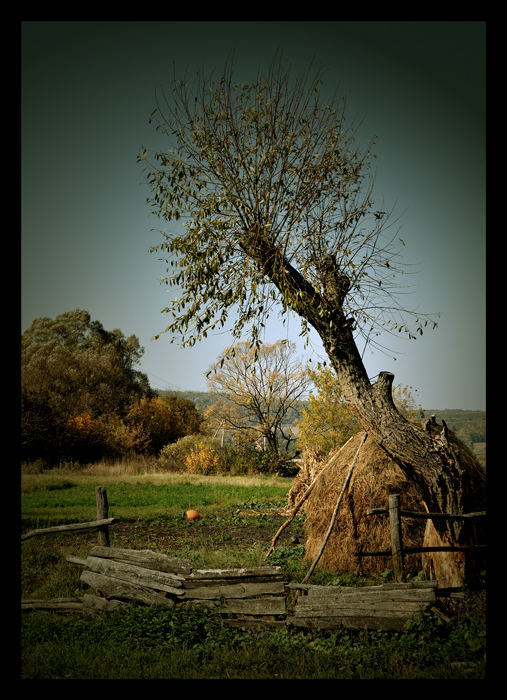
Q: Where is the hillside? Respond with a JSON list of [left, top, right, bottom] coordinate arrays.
[[159, 391, 485, 442]]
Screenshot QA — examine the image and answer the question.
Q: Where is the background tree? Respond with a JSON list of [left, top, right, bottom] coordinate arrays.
[[296, 362, 423, 455], [139, 56, 485, 543], [126, 396, 199, 455], [206, 340, 311, 454], [21, 310, 156, 463], [161, 394, 204, 436]]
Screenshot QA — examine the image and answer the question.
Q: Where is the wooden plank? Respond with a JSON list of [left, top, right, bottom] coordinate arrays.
[[81, 570, 176, 606], [84, 556, 185, 594], [21, 518, 119, 541], [186, 566, 283, 581], [89, 546, 192, 574], [287, 581, 437, 592], [178, 597, 286, 616], [366, 508, 486, 520], [179, 581, 285, 600], [294, 601, 430, 617], [66, 555, 89, 566], [304, 589, 435, 603]]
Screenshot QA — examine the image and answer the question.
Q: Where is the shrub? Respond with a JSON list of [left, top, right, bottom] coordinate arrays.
[[157, 435, 222, 472], [185, 443, 220, 475]]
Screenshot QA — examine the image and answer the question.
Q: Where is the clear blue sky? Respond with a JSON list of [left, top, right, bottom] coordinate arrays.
[[21, 21, 485, 410]]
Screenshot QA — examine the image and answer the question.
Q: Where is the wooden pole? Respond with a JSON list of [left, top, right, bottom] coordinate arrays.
[[95, 486, 110, 547], [389, 494, 405, 582], [301, 432, 367, 584]]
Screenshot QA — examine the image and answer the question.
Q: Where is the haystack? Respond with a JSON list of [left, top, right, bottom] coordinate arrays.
[[298, 422, 486, 577]]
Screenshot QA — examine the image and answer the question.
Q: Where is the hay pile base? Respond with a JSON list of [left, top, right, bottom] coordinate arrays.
[[302, 425, 486, 577]]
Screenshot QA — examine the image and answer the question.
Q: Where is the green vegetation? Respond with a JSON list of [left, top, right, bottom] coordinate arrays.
[[21, 471, 291, 530], [21, 468, 486, 679], [21, 594, 486, 679]]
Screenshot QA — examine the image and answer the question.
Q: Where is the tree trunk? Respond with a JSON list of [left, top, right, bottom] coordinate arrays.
[[240, 226, 485, 547]]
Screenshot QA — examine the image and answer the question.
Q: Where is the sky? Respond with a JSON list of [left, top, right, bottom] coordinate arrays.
[[21, 21, 486, 410]]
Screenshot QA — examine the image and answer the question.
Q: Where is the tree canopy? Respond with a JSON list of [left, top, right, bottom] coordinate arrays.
[[139, 55, 437, 357]]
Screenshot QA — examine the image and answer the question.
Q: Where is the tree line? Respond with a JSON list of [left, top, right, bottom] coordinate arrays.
[[22, 310, 485, 471], [21, 310, 202, 466]]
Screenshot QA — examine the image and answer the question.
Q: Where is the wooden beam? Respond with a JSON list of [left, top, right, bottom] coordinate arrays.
[[21, 518, 119, 540]]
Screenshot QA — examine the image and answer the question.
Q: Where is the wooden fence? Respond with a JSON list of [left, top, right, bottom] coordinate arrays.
[[22, 546, 449, 632], [353, 494, 486, 583], [22, 489, 484, 630], [21, 486, 116, 546]]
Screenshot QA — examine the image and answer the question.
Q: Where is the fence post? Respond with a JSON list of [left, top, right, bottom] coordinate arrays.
[[389, 494, 405, 582], [95, 486, 110, 547]]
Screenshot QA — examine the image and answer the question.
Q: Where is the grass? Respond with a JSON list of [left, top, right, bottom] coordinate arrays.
[[21, 463, 486, 679], [21, 469, 292, 528]]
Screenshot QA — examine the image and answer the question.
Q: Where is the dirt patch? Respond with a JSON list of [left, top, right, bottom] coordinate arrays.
[[38, 512, 304, 555]]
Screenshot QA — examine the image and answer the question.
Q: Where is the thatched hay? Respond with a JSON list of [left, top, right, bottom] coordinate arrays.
[[301, 423, 486, 576]]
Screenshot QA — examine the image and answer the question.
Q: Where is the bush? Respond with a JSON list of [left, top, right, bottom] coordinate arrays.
[[157, 435, 222, 472], [185, 443, 220, 475], [246, 450, 300, 477]]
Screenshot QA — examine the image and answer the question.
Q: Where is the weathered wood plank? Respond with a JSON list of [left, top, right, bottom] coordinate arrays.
[[294, 601, 430, 617], [21, 518, 119, 541], [178, 597, 286, 615], [81, 570, 176, 606], [304, 589, 435, 603], [66, 555, 89, 566], [89, 546, 192, 574], [186, 566, 283, 581], [179, 581, 285, 600], [287, 581, 437, 592], [84, 556, 185, 594]]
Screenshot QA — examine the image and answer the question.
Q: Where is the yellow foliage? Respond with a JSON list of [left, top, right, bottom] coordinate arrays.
[[66, 412, 96, 437], [184, 443, 220, 475]]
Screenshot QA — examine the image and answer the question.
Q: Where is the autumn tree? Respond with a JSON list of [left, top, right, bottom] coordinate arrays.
[[21, 309, 156, 462], [139, 56, 485, 545], [205, 340, 311, 454], [126, 396, 188, 454], [297, 362, 423, 455], [161, 394, 204, 436]]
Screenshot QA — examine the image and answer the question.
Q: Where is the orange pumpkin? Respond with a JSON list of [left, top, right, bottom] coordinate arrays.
[[186, 510, 200, 521]]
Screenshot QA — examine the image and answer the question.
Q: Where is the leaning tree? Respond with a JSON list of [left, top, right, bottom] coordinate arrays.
[[138, 56, 485, 545]]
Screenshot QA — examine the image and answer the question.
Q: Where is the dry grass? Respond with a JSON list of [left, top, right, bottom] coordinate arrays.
[[300, 423, 486, 576], [21, 459, 290, 493]]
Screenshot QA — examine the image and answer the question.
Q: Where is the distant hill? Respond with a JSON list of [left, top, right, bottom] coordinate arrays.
[[159, 391, 486, 442]]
